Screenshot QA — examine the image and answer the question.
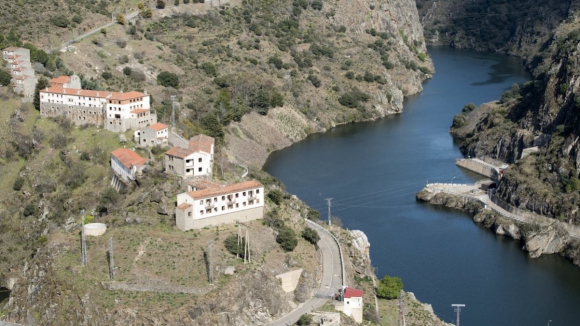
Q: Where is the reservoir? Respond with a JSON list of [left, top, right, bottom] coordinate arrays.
[[264, 47, 580, 325]]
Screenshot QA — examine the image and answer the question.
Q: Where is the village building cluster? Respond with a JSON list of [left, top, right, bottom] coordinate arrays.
[[2, 47, 38, 101]]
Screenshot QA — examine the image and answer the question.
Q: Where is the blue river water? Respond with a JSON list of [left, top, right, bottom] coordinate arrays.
[[264, 47, 580, 325]]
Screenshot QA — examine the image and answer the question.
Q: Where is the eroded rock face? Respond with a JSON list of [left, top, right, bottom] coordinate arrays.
[[525, 225, 570, 258]]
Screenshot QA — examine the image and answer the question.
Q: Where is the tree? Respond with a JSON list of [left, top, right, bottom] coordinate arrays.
[[32, 49, 49, 65], [296, 314, 312, 326], [199, 114, 224, 141], [224, 234, 247, 258], [157, 0, 166, 9], [268, 189, 283, 205], [13, 177, 25, 191], [116, 13, 126, 25], [23, 204, 37, 217], [50, 15, 69, 28], [0, 69, 11, 86], [302, 227, 320, 245], [376, 275, 403, 299], [141, 7, 153, 18], [123, 67, 132, 76], [157, 71, 179, 87], [276, 226, 298, 251], [33, 77, 50, 111]]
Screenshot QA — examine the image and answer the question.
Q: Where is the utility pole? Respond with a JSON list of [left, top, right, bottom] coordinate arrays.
[[108, 237, 115, 281], [81, 209, 87, 266], [237, 221, 250, 263], [399, 291, 406, 326], [171, 95, 176, 130], [325, 198, 333, 226], [452, 304, 465, 326], [208, 240, 213, 285]]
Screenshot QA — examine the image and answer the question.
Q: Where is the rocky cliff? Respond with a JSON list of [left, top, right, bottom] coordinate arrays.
[[416, 0, 579, 63], [450, 14, 580, 225]]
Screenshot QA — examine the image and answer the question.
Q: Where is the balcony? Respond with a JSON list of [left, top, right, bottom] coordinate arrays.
[[248, 194, 257, 201], [227, 198, 236, 206], [205, 202, 215, 209]]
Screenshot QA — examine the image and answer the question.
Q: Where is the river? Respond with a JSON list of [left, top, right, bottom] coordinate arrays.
[[264, 47, 580, 326]]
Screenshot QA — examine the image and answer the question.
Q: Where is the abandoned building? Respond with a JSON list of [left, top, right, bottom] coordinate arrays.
[[2, 47, 37, 101], [164, 134, 214, 179]]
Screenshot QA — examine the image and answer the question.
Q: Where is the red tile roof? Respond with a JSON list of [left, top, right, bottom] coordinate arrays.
[[111, 148, 148, 168], [188, 180, 220, 190], [343, 287, 364, 299], [177, 203, 192, 210], [189, 134, 214, 154], [165, 146, 195, 159], [148, 122, 168, 131], [49, 76, 70, 85], [131, 108, 148, 114], [186, 180, 262, 199], [40, 86, 147, 101]]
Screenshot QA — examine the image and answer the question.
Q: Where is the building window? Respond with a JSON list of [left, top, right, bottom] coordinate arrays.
[[243, 192, 246, 196], [249, 201, 254, 205], [200, 210, 204, 215], [221, 196, 225, 200], [198, 158, 202, 162], [188, 212, 192, 217], [198, 167, 202, 172], [222, 206, 225, 211], [214, 207, 217, 212], [256, 189, 260, 194], [235, 193, 239, 198], [256, 199, 260, 203], [200, 200, 203, 205], [206, 209, 211, 214], [236, 203, 239, 208], [243, 202, 246, 206]]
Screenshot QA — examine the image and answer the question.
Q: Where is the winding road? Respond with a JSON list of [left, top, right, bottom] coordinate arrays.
[[265, 221, 343, 326]]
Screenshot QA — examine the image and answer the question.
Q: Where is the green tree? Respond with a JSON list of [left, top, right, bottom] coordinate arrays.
[[23, 204, 37, 217], [33, 77, 50, 111], [157, 71, 179, 87], [0, 69, 11, 86], [123, 67, 132, 76], [276, 226, 298, 251], [376, 275, 403, 299], [252, 89, 270, 115], [302, 227, 320, 245], [199, 114, 224, 141], [296, 314, 312, 326], [174, 0, 180, 5], [32, 49, 49, 65], [13, 177, 25, 191], [157, 0, 166, 8], [268, 189, 283, 205], [50, 15, 69, 28]]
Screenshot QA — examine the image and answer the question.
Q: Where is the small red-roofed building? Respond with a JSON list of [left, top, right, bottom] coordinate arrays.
[[49, 74, 81, 89], [38, 81, 156, 132], [341, 287, 364, 323], [135, 122, 169, 147], [110, 148, 148, 184], [175, 180, 264, 230], [164, 134, 214, 179]]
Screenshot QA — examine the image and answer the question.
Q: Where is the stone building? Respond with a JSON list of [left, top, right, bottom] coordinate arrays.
[[2, 47, 37, 101], [164, 134, 214, 179], [175, 179, 264, 231], [110, 148, 148, 184], [49, 75, 81, 89], [134, 122, 169, 147], [39, 83, 156, 132]]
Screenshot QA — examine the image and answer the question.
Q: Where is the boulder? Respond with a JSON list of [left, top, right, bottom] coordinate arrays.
[[150, 191, 163, 203]]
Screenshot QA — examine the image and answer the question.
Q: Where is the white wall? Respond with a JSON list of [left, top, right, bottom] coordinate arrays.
[[111, 155, 134, 183], [178, 186, 264, 221]]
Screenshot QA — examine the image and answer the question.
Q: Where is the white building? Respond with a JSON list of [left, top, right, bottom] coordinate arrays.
[[341, 287, 364, 323], [110, 148, 148, 184], [39, 83, 156, 132], [164, 134, 214, 178], [134, 122, 169, 147], [175, 179, 264, 231]]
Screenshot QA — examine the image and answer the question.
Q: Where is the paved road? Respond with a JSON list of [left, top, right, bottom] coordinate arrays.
[[266, 222, 343, 326], [58, 11, 140, 51]]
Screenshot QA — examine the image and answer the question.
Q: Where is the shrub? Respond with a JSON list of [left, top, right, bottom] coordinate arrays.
[[131, 69, 146, 82], [100, 187, 120, 206], [123, 67, 132, 76], [302, 227, 320, 245], [0, 70, 10, 86], [311, 0, 322, 10], [50, 15, 69, 28], [116, 39, 127, 48], [224, 234, 247, 258], [200, 62, 217, 77], [157, 0, 166, 8], [297, 314, 313, 326], [13, 177, 25, 191], [80, 152, 91, 161], [23, 204, 37, 217], [157, 71, 179, 87], [338, 89, 371, 108], [307, 74, 321, 88], [268, 56, 283, 70], [268, 189, 284, 205], [276, 226, 298, 251], [101, 71, 112, 80], [119, 55, 129, 64], [307, 208, 320, 220], [72, 15, 83, 24], [116, 13, 126, 25], [376, 275, 403, 299]]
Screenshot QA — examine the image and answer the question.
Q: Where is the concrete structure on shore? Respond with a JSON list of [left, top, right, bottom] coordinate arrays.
[[175, 179, 264, 231], [456, 158, 507, 180]]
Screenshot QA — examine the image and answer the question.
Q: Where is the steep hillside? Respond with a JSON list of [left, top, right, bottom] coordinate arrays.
[[416, 0, 578, 62], [450, 14, 580, 226]]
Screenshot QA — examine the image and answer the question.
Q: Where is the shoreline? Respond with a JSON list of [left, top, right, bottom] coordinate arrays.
[[416, 183, 580, 267]]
